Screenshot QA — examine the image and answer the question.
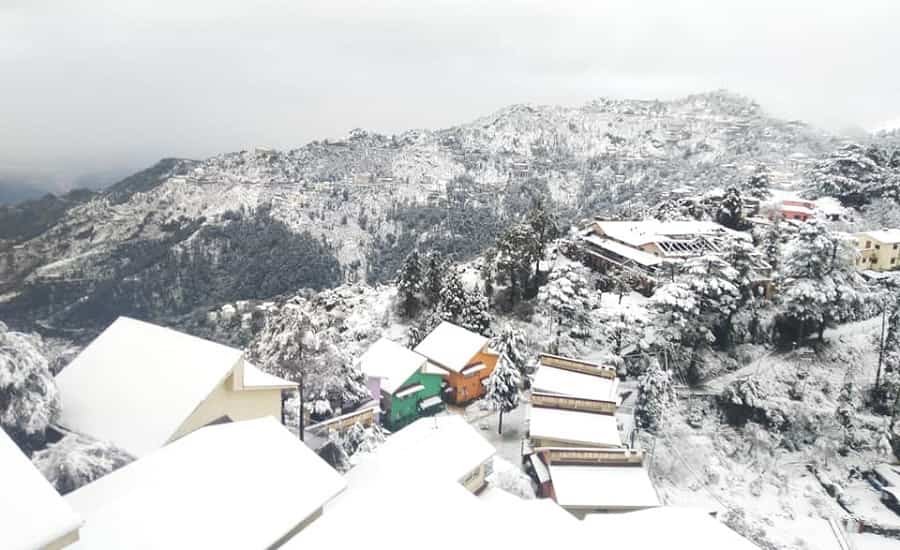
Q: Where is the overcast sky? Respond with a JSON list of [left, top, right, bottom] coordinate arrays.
[[2, 0, 898, 190]]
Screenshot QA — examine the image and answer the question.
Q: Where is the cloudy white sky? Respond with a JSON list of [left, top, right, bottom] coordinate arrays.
[[2, 0, 898, 190]]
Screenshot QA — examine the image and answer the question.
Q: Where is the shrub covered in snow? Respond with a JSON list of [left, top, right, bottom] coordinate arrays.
[[482, 354, 521, 434], [0, 323, 61, 451], [32, 433, 134, 494]]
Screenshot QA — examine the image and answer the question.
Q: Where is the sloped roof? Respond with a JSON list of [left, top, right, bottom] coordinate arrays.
[[1, 430, 82, 550], [532, 365, 619, 402], [549, 464, 660, 510], [582, 506, 759, 549], [242, 361, 297, 390], [529, 407, 622, 447], [414, 322, 488, 373], [65, 418, 345, 550], [55, 317, 243, 457], [593, 220, 744, 248], [357, 338, 428, 394], [343, 414, 494, 495]]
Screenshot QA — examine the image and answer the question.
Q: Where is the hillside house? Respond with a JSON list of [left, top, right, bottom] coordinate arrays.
[[855, 229, 900, 271], [772, 199, 816, 222], [1, 430, 83, 550], [357, 338, 444, 430], [65, 418, 345, 549], [588, 220, 749, 260], [55, 317, 297, 457], [414, 321, 499, 405]]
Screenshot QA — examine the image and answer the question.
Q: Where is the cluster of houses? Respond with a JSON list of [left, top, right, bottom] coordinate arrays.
[[524, 353, 660, 517], [580, 212, 900, 294], [1, 315, 764, 549], [357, 321, 499, 430]]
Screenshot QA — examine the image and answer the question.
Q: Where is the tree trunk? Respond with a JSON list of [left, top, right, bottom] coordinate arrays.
[[498, 409, 504, 435], [818, 321, 826, 342]]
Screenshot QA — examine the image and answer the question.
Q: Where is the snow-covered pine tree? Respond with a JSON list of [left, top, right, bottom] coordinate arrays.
[[537, 263, 595, 341], [495, 223, 541, 304], [634, 356, 675, 432], [0, 323, 61, 452], [396, 250, 423, 317], [492, 325, 529, 379], [438, 269, 492, 336], [776, 219, 861, 343], [716, 186, 746, 230], [482, 354, 521, 434], [422, 252, 446, 306], [744, 164, 772, 201], [32, 433, 134, 494]]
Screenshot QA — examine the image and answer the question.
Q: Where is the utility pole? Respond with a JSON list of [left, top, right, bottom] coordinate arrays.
[[298, 374, 305, 442], [877, 300, 888, 391]]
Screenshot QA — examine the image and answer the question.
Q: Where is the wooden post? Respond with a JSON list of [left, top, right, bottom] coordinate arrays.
[[299, 375, 305, 442], [877, 302, 888, 391]]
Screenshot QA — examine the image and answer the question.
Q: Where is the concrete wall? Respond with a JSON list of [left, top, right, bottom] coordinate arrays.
[[171, 374, 283, 442]]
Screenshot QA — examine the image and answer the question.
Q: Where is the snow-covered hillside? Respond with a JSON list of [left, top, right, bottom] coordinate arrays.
[[0, 90, 889, 336]]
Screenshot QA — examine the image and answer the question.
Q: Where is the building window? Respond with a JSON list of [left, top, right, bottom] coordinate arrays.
[[866, 241, 872, 248], [876, 244, 881, 250], [894, 244, 898, 250], [893, 258, 897, 264]]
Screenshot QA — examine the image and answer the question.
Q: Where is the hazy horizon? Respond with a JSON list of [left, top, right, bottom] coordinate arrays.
[[2, 0, 899, 194]]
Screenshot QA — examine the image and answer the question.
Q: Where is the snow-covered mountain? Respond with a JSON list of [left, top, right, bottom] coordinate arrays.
[[0, 90, 875, 336]]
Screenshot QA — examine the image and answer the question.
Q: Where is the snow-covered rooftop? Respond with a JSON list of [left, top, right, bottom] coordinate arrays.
[[593, 220, 744, 248], [531, 365, 619, 402], [55, 317, 243, 457], [414, 321, 489, 373], [343, 414, 494, 495], [66, 418, 345, 550], [529, 407, 622, 448], [582, 234, 664, 267], [582, 506, 759, 549], [859, 229, 900, 244], [1, 430, 82, 550], [242, 361, 297, 390], [549, 464, 660, 511], [357, 337, 428, 394]]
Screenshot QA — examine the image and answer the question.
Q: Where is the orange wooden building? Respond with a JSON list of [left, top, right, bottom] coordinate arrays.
[[414, 322, 499, 405]]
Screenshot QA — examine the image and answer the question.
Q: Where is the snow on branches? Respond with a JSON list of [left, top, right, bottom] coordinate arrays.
[[0, 323, 61, 450], [32, 433, 134, 495]]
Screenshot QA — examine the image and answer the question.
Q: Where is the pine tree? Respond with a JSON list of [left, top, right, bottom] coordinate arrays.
[[422, 251, 445, 306], [744, 164, 771, 201], [496, 223, 541, 304], [396, 250, 423, 317], [482, 354, 521, 434], [716, 187, 745, 230], [634, 356, 675, 432], [0, 323, 61, 452], [776, 219, 861, 342], [527, 201, 559, 276], [493, 325, 528, 379], [438, 269, 492, 336]]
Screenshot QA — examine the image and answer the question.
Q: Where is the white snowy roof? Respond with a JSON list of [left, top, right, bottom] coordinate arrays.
[[357, 338, 428, 394], [859, 229, 900, 244], [582, 234, 664, 267], [66, 418, 345, 550], [414, 321, 488, 373], [55, 317, 243, 457], [529, 407, 622, 448], [1, 430, 82, 550], [285, 477, 547, 549], [593, 220, 744, 248], [582, 506, 759, 549], [549, 464, 660, 510], [532, 365, 619, 402], [242, 361, 297, 390], [343, 414, 494, 494]]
